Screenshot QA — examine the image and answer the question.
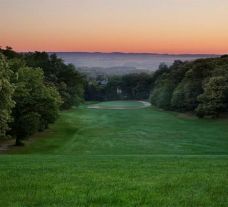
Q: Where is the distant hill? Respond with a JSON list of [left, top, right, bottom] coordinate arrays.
[[78, 66, 151, 78], [54, 52, 219, 71]]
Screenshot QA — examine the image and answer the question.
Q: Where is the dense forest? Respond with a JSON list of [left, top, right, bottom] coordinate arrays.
[[0, 47, 85, 145], [150, 57, 228, 118], [1, 47, 228, 146]]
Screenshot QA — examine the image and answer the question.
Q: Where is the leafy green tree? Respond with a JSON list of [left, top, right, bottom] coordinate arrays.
[[103, 76, 121, 100], [171, 71, 203, 112], [58, 64, 85, 109], [85, 80, 106, 101], [33, 84, 62, 131], [150, 61, 187, 109], [120, 73, 153, 100], [150, 73, 175, 109], [0, 54, 15, 138], [176, 61, 212, 111], [11, 67, 61, 145], [196, 76, 228, 118], [24, 52, 85, 109], [13, 112, 41, 146], [150, 63, 169, 90]]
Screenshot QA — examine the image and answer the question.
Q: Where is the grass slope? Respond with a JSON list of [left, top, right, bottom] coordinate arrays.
[[0, 102, 228, 206]]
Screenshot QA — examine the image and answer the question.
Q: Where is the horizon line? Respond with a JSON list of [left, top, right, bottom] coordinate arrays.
[[16, 51, 225, 56]]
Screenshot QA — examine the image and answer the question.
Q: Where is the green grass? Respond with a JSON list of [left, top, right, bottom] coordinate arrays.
[[93, 100, 144, 107], [0, 101, 228, 206], [88, 100, 150, 109]]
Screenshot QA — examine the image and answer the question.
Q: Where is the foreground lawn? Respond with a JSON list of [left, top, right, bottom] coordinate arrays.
[[0, 103, 228, 206], [0, 155, 227, 207]]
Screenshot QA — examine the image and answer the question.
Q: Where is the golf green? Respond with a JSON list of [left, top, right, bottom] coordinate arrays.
[[88, 100, 151, 109]]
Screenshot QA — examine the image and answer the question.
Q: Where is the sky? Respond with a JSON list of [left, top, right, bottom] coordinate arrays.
[[0, 0, 228, 54]]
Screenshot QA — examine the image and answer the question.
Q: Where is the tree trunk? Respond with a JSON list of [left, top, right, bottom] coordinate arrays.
[[15, 136, 24, 146]]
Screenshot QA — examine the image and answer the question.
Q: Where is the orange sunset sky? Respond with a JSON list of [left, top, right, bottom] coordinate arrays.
[[0, 0, 228, 54]]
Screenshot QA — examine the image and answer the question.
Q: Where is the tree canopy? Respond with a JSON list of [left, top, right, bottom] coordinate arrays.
[[0, 47, 85, 145], [0, 54, 15, 138], [150, 56, 228, 117]]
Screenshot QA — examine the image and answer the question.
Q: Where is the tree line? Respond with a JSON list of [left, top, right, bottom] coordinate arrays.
[[0, 47, 85, 145], [85, 73, 154, 101], [150, 56, 228, 118]]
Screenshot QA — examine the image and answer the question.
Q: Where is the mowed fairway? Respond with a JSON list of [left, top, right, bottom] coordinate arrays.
[[0, 101, 228, 206]]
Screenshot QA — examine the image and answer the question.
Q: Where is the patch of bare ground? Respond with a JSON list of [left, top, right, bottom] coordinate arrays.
[[0, 139, 15, 154]]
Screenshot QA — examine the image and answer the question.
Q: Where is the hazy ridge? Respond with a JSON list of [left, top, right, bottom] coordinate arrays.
[[56, 52, 218, 73], [56, 52, 218, 75]]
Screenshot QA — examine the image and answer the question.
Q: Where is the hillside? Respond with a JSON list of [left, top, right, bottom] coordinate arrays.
[[1, 103, 227, 206]]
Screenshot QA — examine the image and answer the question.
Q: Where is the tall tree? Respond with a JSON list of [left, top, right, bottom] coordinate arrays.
[[24, 52, 85, 109], [0, 54, 15, 138], [10, 67, 61, 145], [196, 76, 228, 118]]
